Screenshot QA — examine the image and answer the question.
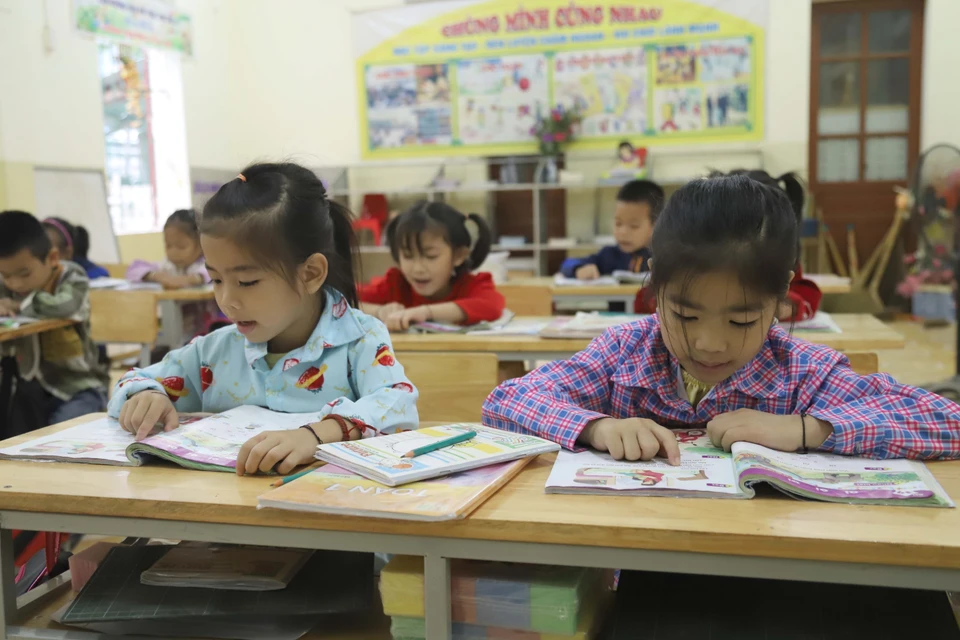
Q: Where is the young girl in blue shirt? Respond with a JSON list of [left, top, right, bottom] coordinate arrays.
[[110, 162, 419, 475]]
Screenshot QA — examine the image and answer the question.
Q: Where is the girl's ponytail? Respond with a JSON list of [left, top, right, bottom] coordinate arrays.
[[776, 172, 806, 222], [324, 198, 360, 308], [466, 213, 492, 271]]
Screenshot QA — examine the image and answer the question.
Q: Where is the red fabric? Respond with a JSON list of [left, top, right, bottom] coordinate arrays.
[[784, 263, 822, 322], [360, 268, 505, 325], [632, 264, 823, 320]]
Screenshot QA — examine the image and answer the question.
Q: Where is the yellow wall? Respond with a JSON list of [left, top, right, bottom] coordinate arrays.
[[117, 232, 165, 263], [0, 162, 37, 211]]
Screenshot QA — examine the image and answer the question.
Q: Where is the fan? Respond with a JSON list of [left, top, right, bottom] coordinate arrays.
[[911, 144, 960, 400]]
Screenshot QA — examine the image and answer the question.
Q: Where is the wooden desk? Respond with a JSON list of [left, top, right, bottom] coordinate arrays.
[[0, 319, 75, 345], [0, 416, 957, 639], [510, 277, 641, 307], [391, 314, 906, 361]]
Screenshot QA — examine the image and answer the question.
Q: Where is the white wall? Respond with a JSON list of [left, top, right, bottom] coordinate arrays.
[[0, 0, 104, 168], [921, 0, 960, 149]]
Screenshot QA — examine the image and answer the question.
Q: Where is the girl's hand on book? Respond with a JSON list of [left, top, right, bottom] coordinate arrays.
[[385, 306, 431, 332], [0, 298, 19, 317], [376, 302, 405, 323], [119, 391, 179, 441], [236, 421, 339, 476], [706, 409, 834, 452], [575, 264, 601, 281], [581, 418, 680, 465]]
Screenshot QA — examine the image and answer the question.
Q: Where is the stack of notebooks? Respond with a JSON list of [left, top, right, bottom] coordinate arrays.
[[380, 555, 614, 640], [54, 544, 376, 639]]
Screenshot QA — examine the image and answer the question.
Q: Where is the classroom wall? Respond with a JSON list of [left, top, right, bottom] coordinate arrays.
[[1, 0, 957, 237]]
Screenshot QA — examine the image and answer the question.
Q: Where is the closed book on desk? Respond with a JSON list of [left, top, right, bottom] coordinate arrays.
[[607, 571, 960, 639], [0, 406, 326, 472], [546, 429, 954, 507], [315, 424, 559, 486], [61, 545, 373, 623], [259, 460, 530, 521]]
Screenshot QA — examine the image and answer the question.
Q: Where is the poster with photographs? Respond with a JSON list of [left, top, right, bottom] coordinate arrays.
[[553, 48, 647, 137], [355, 0, 766, 157], [456, 55, 549, 145]]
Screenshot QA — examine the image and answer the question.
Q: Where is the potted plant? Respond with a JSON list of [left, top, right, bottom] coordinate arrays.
[[531, 106, 581, 183]]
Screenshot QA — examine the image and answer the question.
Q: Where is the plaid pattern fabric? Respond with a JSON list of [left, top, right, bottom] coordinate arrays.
[[482, 315, 960, 460]]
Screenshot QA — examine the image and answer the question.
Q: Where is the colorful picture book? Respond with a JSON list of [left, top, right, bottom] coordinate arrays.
[[380, 554, 614, 637], [0, 406, 328, 472], [545, 429, 953, 507], [139, 543, 313, 591], [314, 424, 559, 486], [538, 312, 645, 339], [258, 460, 530, 521]]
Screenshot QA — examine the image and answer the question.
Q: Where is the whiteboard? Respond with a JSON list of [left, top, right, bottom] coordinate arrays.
[[33, 167, 120, 264]]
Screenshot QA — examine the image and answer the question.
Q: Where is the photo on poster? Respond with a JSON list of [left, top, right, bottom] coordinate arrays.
[[456, 55, 549, 145], [365, 64, 419, 149], [705, 84, 749, 128], [415, 64, 452, 145], [654, 87, 702, 133], [698, 37, 751, 83], [655, 44, 696, 85], [553, 48, 647, 137]]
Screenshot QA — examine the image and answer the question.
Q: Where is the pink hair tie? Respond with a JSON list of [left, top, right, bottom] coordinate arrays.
[[43, 218, 73, 250], [237, 174, 247, 183]]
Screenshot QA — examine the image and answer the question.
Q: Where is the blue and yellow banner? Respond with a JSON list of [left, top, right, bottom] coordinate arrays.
[[354, 0, 765, 159]]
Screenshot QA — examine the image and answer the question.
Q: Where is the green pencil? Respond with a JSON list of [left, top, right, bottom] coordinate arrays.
[[403, 430, 477, 458], [270, 466, 317, 488]]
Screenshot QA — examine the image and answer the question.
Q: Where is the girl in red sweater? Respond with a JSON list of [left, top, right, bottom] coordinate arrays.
[[360, 201, 505, 331], [635, 170, 822, 321]]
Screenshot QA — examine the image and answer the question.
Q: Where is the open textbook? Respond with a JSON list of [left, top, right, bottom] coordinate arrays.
[[410, 310, 516, 334], [314, 424, 559, 486], [0, 406, 327, 472], [545, 429, 953, 507]]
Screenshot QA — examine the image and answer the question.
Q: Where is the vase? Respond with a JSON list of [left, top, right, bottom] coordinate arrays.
[[540, 156, 558, 183]]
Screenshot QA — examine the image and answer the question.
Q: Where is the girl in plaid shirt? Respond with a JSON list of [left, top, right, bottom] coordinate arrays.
[[483, 175, 960, 463]]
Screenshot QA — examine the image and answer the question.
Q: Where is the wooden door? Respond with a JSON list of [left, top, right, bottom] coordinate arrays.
[[809, 0, 924, 265]]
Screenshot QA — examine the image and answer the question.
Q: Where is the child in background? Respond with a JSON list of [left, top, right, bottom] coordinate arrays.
[[714, 169, 821, 322], [360, 201, 505, 331], [560, 179, 664, 281], [0, 211, 108, 423], [483, 176, 960, 462], [127, 209, 208, 288], [72, 226, 109, 280], [110, 163, 418, 475], [126, 209, 220, 339]]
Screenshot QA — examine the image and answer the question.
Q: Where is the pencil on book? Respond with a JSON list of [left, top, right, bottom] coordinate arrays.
[[270, 466, 316, 488], [403, 430, 477, 458]]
